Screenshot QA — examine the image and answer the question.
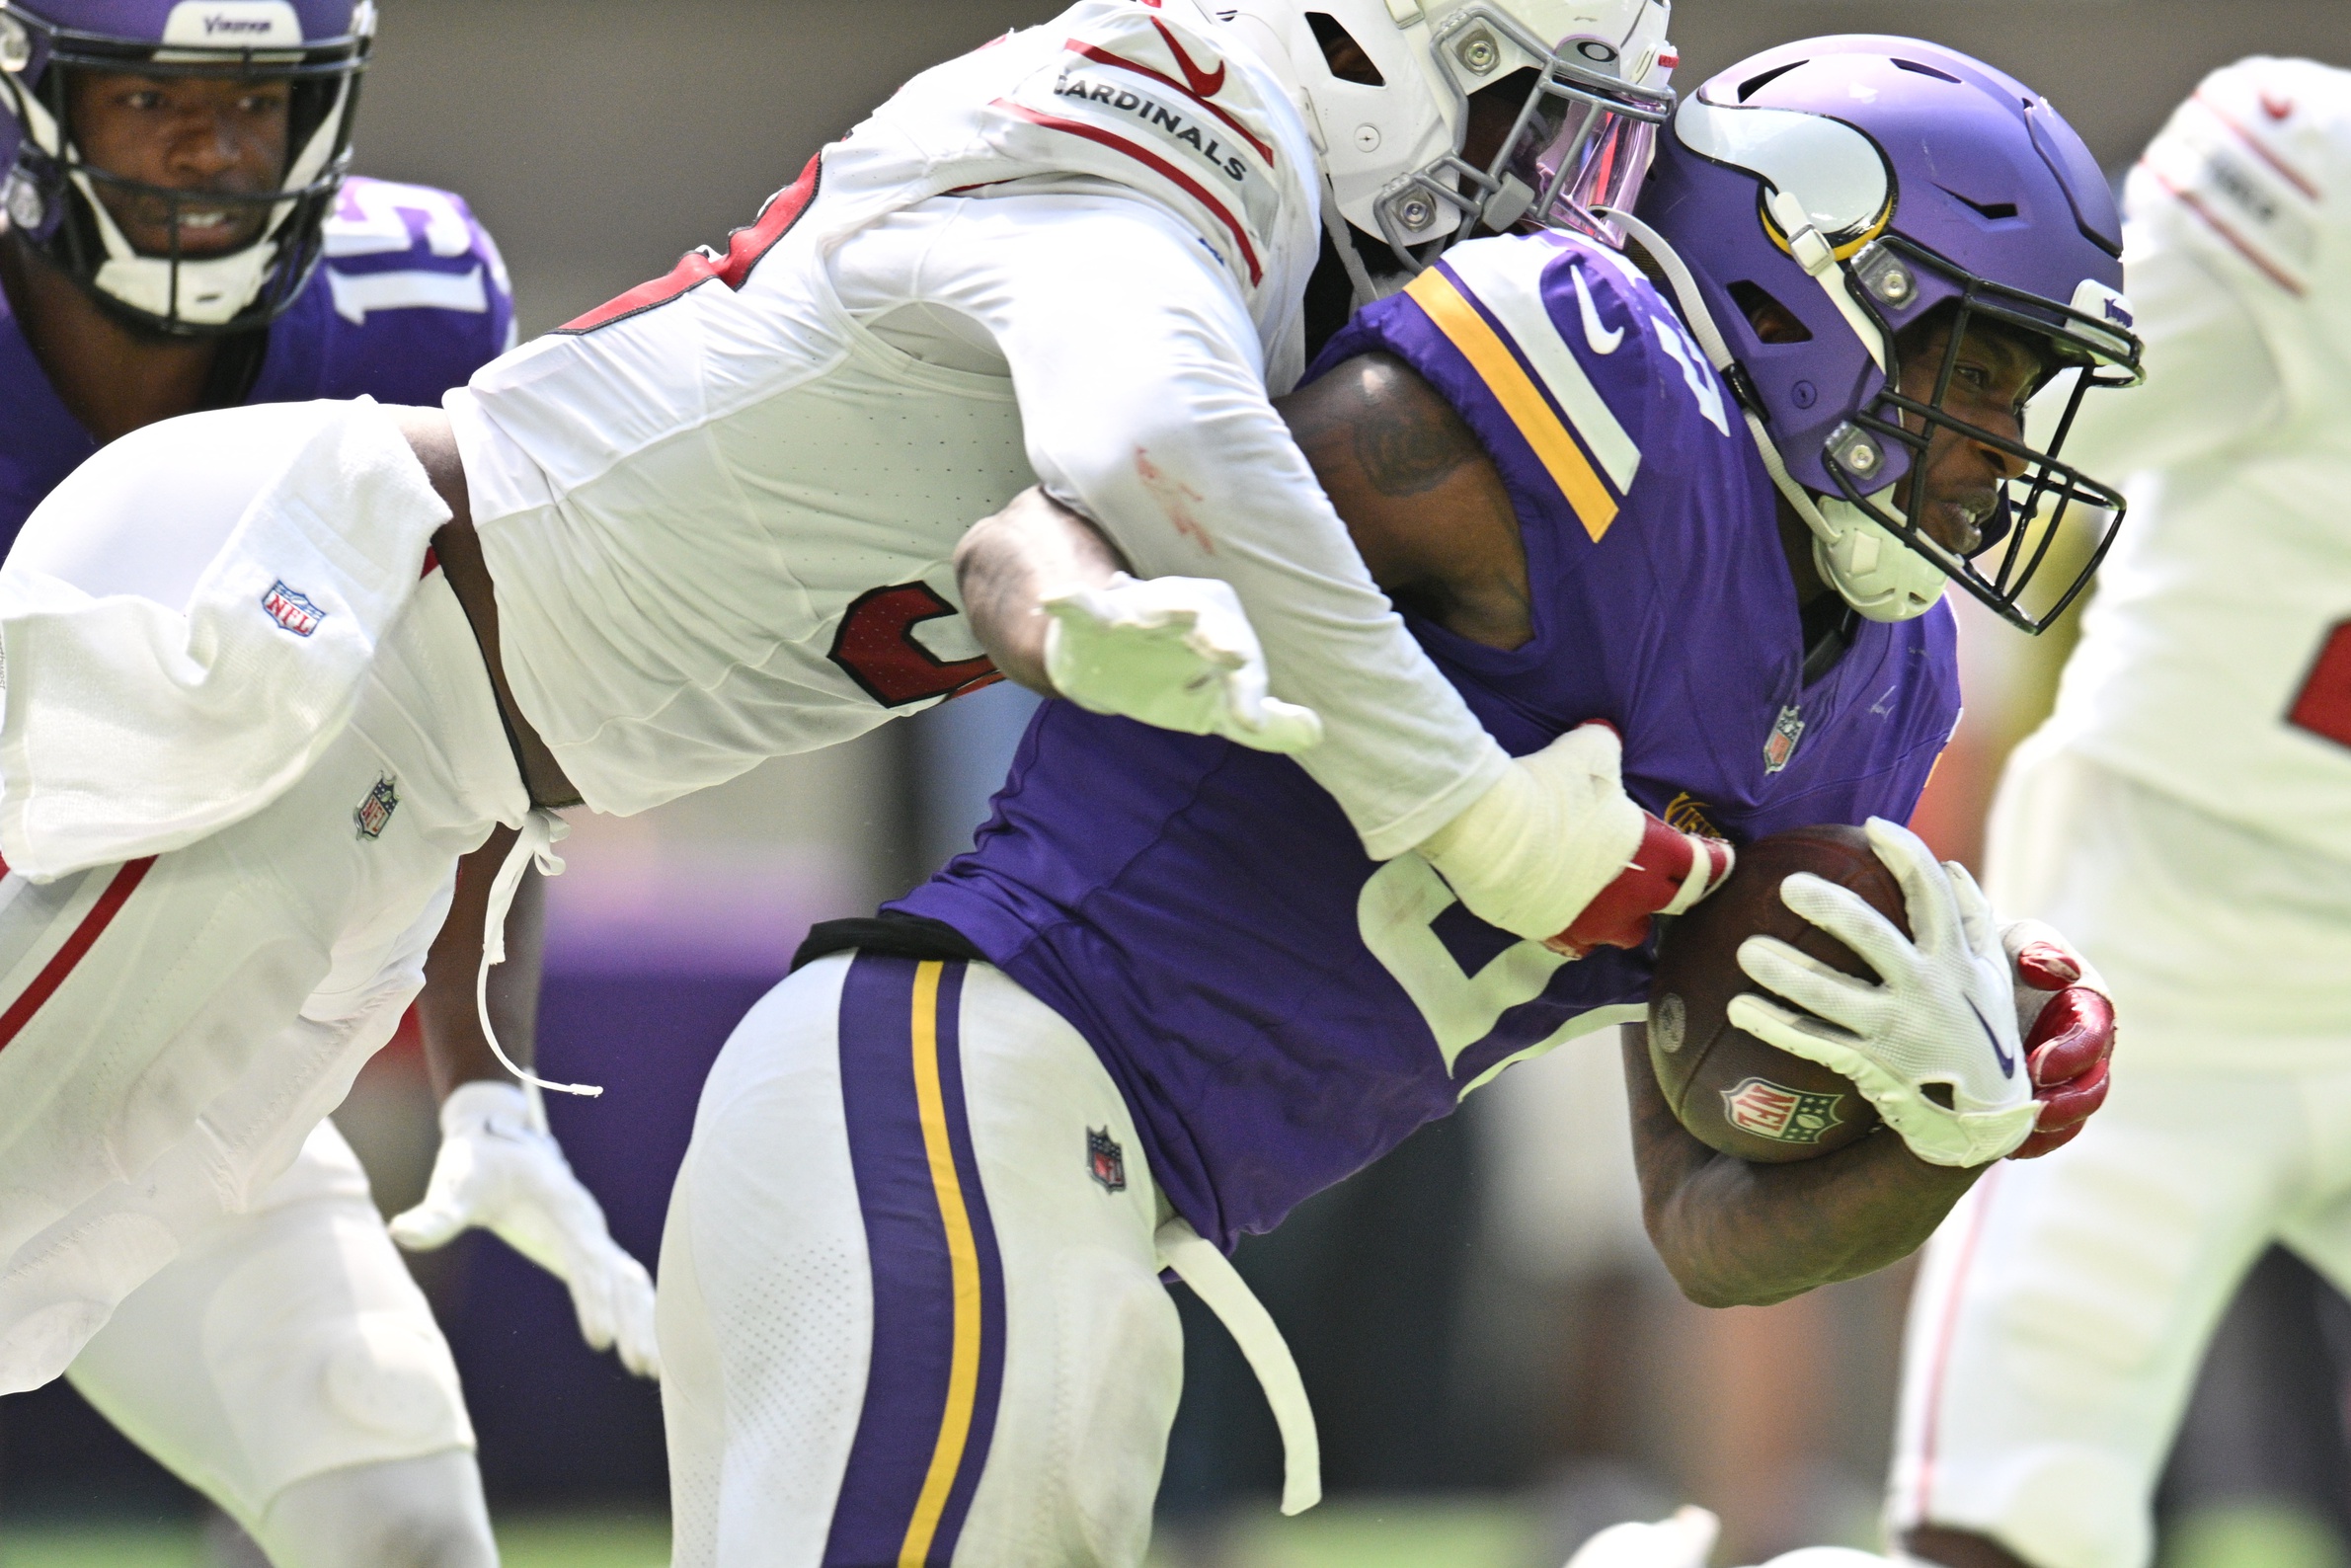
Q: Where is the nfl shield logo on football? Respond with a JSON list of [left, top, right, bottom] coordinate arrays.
[[353, 775, 400, 840], [1720, 1075, 1843, 1144], [262, 580, 325, 637], [1763, 704, 1806, 774], [1086, 1127, 1127, 1193]]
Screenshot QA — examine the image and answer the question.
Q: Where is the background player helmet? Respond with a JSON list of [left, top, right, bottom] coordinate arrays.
[[1631, 37, 2145, 633], [0, 0, 371, 334], [1222, 0, 1675, 268]]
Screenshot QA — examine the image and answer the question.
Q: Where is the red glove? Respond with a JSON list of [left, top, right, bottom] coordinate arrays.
[[2001, 926, 2116, 1159], [1544, 814, 1735, 960]]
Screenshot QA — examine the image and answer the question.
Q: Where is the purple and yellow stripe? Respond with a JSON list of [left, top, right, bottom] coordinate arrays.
[[825, 955, 1007, 1567], [1402, 264, 1620, 543]]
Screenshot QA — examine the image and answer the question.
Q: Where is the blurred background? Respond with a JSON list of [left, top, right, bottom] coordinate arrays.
[[3, 2, 2347, 1565]]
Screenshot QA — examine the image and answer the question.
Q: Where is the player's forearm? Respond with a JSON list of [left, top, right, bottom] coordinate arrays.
[[956, 489, 1131, 695], [1621, 1030, 1982, 1306], [418, 827, 546, 1098], [963, 201, 1510, 857]]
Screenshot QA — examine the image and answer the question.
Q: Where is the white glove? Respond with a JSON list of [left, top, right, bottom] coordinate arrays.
[[390, 1081, 661, 1379], [1419, 722, 1733, 952], [1041, 572, 1324, 753], [1563, 1506, 1719, 1568], [1727, 818, 2035, 1168]]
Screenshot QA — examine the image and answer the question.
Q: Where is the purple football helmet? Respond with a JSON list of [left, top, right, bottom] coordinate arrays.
[[1626, 37, 2145, 633], [0, 0, 371, 335]]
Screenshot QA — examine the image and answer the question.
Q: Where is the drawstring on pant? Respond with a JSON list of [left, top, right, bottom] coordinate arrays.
[[477, 808, 599, 1098], [1155, 1215, 1321, 1515]]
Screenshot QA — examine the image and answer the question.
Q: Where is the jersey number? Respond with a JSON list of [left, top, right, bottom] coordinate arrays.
[[1359, 854, 1613, 1086], [829, 583, 1002, 707], [557, 153, 822, 335], [2289, 618, 2351, 751]]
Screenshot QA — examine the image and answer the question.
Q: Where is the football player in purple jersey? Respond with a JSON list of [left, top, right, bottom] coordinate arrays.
[[651, 37, 2131, 1565], [0, 3, 650, 1562]]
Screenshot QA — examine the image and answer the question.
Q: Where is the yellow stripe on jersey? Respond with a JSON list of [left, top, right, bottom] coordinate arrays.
[[1440, 242, 1641, 493], [899, 960, 983, 1568], [1403, 267, 1619, 542]]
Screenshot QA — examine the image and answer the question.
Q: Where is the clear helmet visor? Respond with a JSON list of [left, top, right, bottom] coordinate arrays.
[[1528, 105, 1658, 241]]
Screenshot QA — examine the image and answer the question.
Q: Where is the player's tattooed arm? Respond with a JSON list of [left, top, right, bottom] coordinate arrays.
[[1277, 353, 1532, 652], [1620, 1027, 1985, 1306], [957, 487, 1135, 693]]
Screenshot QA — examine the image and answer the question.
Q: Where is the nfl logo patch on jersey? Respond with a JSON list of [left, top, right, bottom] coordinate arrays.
[[1763, 704, 1806, 774], [353, 775, 400, 840], [1086, 1127, 1127, 1193], [262, 580, 325, 637], [1720, 1076, 1843, 1144]]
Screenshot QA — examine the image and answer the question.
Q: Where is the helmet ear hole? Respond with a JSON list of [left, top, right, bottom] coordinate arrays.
[[1727, 280, 1813, 344], [1304, 13, 1384, 85]]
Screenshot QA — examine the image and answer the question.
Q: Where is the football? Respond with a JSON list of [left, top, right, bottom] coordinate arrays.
[[1647, 823, 1911, 1162]]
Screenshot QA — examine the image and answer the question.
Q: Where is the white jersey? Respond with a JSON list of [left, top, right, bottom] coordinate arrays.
[[2039, 57, 2351, 864], [447, 0, 1509, 856]]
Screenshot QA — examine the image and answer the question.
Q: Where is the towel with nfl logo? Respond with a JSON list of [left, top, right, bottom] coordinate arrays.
[[0, 397, 449, 880]]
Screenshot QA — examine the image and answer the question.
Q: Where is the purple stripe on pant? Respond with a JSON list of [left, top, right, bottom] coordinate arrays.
[[824, 953, 1007, 1567]]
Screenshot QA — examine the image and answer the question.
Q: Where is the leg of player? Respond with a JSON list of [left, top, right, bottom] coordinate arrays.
[[657, 952, 1181, 1568], [64, 1123, 495, 1568], [1885, 1066, 2305, 1568], [250, 1451, 497, 1568]]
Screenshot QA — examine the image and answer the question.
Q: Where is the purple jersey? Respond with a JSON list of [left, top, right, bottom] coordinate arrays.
[[897, 230, 1962, 1250], [0, 175, 514, 544]]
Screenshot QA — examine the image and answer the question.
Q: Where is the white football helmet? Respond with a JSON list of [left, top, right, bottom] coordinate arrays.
[[1222, 0, 1674, 273]]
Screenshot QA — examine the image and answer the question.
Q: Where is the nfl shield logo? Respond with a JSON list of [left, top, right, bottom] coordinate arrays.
[[262, 580, 325, 637], [353, 775, 399, 840], [1763, 704, 1806, 774], [1086, 1128, 1127, 1193], [1721, 1076, 1844, 1145]]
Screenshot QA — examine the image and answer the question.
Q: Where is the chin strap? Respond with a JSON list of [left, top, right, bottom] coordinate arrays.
[[478, 809, 599, 1098]]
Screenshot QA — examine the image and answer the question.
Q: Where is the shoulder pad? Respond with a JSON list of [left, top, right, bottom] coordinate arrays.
[[318, 177, 515, 334], [986, 4, 1304, 293]]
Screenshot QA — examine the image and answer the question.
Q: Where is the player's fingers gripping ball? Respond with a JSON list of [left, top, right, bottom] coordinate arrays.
[[1041, 572, 1324, 752], [1649, 824, 1905, 1161], [2001, 922, 2117, 1158], [1723, 821, 2037, 1167]]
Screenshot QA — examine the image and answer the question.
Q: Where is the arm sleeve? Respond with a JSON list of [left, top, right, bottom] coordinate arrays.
[[900, 191, 1509, 859]]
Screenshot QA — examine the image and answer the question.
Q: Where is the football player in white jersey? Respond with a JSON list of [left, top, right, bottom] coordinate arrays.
[[0, 3, 651, 1564], [1879, 55, 2351, 1568], [0, 0, 1718, 1411]]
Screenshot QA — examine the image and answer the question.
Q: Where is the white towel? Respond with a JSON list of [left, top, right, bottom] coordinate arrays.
[[0, 398, 452, 880]]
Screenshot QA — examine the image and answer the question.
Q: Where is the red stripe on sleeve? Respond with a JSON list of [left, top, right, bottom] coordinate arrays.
[[998, 104, 1263, 285]]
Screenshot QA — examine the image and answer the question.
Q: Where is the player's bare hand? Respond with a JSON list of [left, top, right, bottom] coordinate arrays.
[[1042, 572, 1324, 753], [1728, 819, 2036, 1168], [390, 1080, 661, 1379], [2000, 921, 2116, 1158]]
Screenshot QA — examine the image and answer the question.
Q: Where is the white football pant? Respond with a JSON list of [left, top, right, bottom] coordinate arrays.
[[71, 1121, 494, 1568], [1888, 740, 2351, 1568], [0, 406, 518, 1393], [658, 952, 1183, 1568]]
